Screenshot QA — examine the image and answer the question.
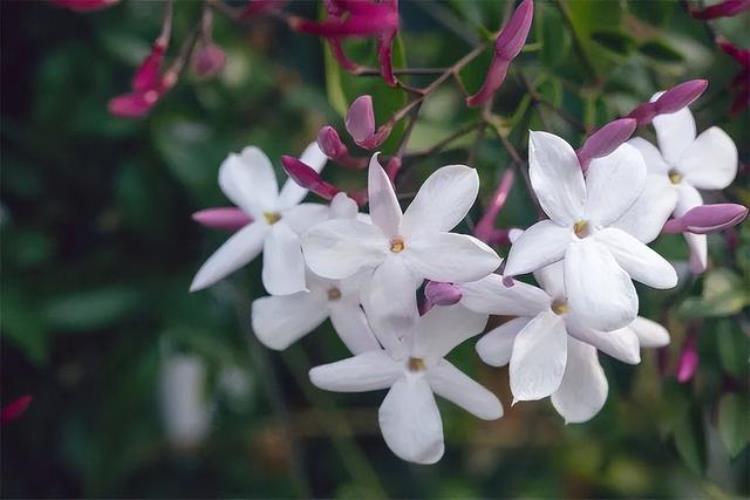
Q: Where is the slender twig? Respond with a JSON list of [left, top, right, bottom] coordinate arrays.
[[355, 67, 451, 76]]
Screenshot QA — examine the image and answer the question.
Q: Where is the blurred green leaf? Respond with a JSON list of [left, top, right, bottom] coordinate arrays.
[[591, 30, 636, 56], [718, 394, 750, 458], [638, 40, 684, 63], [716, 320, 750, 378], [42, 286, 142, 332], [672, 407, 707, 475], [1, 289, 49, 364], [678, 269, 750, 318]]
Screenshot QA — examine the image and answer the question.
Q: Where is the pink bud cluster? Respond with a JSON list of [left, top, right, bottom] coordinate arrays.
[[626, 80, 708, 126]]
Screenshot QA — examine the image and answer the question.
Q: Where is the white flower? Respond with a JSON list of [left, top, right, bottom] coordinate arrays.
[[468, 262, 669, 423], [309, 304, 502, 464], [159, 354, 212, 450], [191, 143, 329, 295], [301, 154, 501, 333], [624, 100, 738, 273], [503, 131, 677, 331]]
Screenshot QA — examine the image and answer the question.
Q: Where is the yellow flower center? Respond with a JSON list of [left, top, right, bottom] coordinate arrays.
[[327, 287, 342, 301], [551, 300, 569, 315], [407, 357, 426, 372], [390, 238, 405, 253], [573, 220, 589, 238], [264, 212, 281, 225], [668, 169, 683, 185]]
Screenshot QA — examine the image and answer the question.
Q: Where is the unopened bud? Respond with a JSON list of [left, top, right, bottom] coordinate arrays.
[[424, 281, 463, 307], [317, 126, 349, 159], [577, 118, 637, 171], [191, 42, 226, 78], [346, 96, 376, 144], [676, 334, 699, 383], [192, 207, 252, 231], [662, 203, 748, 234], [654, 79, 708, 114], [281, 155, 340, 200]]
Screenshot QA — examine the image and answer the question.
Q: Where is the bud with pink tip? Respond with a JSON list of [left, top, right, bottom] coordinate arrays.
[[475, 169, 515, 244], [192, 43, 226, 78], [467, 0, 534, 107], [577, 118, 637, 171], [318, 126, 349, 159], [49, 0, 119, 11], [689, 0, 750, 19], [676, 334, 699, 383], [192, 208, 253, 231], [627, 79, 708, 126], [662, 203, 748, 235], [424, 281, 463, 310], [108, 90, 161, 119], [345, 96, 392, 149], [281, 156, 341, 201]]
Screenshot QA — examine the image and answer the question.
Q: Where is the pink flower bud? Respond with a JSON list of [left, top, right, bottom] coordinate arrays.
[[377, 30, 397, 87], [240, 0, 288, 18], [281, 156, 341, 200], [424, 281, 463, 307], [676, 334, 699, 383], [1, 395, 32, 425], [662, 203, 748, 234], [625, 102, 657, 126], [49, 0, 119, 11], [317, 126, 349, 159], [475, 170, 515, 243], [653, 79, 708, 114], [689, 0, 750, 19], [108, 90, 160, 119], [577, 118, 637, 171], [191, 42, 226, 78], [133, 43, 166, 92], [346, 96, 376, 144], [192, 207, 253, 231], [718, 37, 750, 67]]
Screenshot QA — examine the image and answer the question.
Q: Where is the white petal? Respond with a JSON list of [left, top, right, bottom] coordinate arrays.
[[679, 127, 738, 190], [629, 316, 670, 348], [533, 261, 566, 300], [528, 131, 586, 224], [406, 232, 501, 283], [566, 321, 641, 364], [611, 174, 677, 243], [565, 238, 638, 331], [509, 311, 567, 401], [653, 106, 696, 166], [503, 220, 572, 277], [413, 304, 488, 361], [584, 143, 647, 226], [329, 192, 359, 220], [368, 154, 402, 238], [595, 228, 677, 289], [309, 351, 402, 392], [282, 203, 331, 235], [551, 337, 608, 424], [262, 222, 307, 295], [277, 142, 328, 208], [627, 137, 670, 175], [476, 317, 531, 367], [378, 376, 445, 464], [460, 274, 550, 316], [251, 292, 328, 350], [329, 302, 381, 354], [674, 183, 703, 216], [301, 219, 388, 279], [190, 222, 269, 292], [401, 165, 479, 235], [685, 231, 708, 274], [219, 146, 279, 216], [427, 360, 503, 420]]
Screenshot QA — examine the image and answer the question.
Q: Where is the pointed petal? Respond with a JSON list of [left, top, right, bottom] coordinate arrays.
[[190, 222, 268, 291], [309, 351, 402, 392], [528, 131, 586, 224], [378, 376, 445, 464], [413, 304, 488, 360], [278, 142, 328, 208], [627, 137, 670, 175], [584, 143, 647, 226], [251, 292, 329, 350], [401, 165, 479, 235], [629, 316, 670, 348], [368, 154, 402, 237], [510, 311, 567, 401], [679, 127, 738, 190], [476, 317, 531, 367], [565, 238, 638, 331], [685, 231, 708, 273], [282, 203, 331, 235], [595, 228, 677, 289], [653, 105, 696, 165], [566, 321, 641, 364], [406, 232, 501, 283], [503, 220, 572, 277], [219, 146, 279, 216], [611, 175, 678, 243], [551, 337, 608, 423], [329, 192, 359, 220], [329, 302, 381, 354], [301, 219, 388, 279], [262, 222, 307, 295], [460, 274, 550, 316], [428, 359, 503, 420]]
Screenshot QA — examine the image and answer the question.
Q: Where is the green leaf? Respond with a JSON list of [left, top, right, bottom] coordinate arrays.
[[718, 394, 750, 458], [678, 269, 750, 318], [42, 286, 142, 332], [591, 30, 636, 56], [639, 40, 684, 63], [716, 320, 750, 378], [672, 407, 707, 475], [1, 289, 49, 365]]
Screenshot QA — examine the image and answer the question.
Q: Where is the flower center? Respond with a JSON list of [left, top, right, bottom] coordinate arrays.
[[407, 357, 426, 372], [390, 237, 405, 253], [668, 169, 683, 185], [551, 300, 569, 315], [573, 220, 590, 238], [263, 211, 281, 225], [327, 287, 342, 301]]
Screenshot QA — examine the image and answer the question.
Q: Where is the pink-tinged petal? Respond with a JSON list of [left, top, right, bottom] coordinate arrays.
[[108, 90, 159, 119], [280, 155, 339, 203], [460, 273, 550, 316], [379, 376, 444, 464], [565, 238, 638, 331], [133, 43, 167, 91], [191, 42, 226, 78], [509, 311, 567, 402], [495, 0, 534, 59], [327, 37, 362, 72], [673, 204, 748, 234], [652, 103, 696, 166], [1, 395, 32, 425], [584, 143, 647, 226], [427, 359, 503, 420], [466, 57, 510, 107], [251, 291, 329, 350], [503, 220, 572, 277], [406, 232, 501, 283], [595, 228, 677, 289], [424, 281, 463, 307], [685, 231, 708, 274], [49, 0, 119, 11], [551, 338, 608, 424], [218, 146, 279, 216], [626, 102, 657, 126], [653, 80, 708, 114], [566, 321, 641, 364], [279, 142, 329, 207], [678, 127, 738, 190], [627, 137, 671, 175], [629, 316, 670, 348], [367, 154, 402, 237], [192, 207, 252, 231], [309, 351, 402, 392], [476, 317, 530, 367], [676, 334, 699, 383], [190, 222, 269, 291], [329, 302, 381, 354], [528, 131, 586, 224], [611, 174, 677, 243], [262, 222, 307, 295], [577, 118, 637, 171], [402, 165, 479, 235], [413, 304, 488, 361], [689, 0, 750, 20], [317, 125, 349, 159], [346, 95, 376, 144]]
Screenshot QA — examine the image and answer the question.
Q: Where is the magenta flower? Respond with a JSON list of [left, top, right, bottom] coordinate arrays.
[[676, 333, 699, 383], [345, 95, 392, 150]]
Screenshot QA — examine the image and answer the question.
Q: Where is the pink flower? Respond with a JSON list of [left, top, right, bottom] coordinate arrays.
[[1, 395, 32, 425], [345, 95, 392, 150], [676, 334, 699, 383]]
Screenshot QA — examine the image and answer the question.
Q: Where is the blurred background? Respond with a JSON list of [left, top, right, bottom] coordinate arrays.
[[1, 0, 748, 497]]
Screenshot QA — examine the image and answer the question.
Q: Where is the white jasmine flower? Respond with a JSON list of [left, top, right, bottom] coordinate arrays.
[[159, 354, 212, 450], [301, 155, 501, 332], [309, 304, 501, 464], [191, 143, 329, 295], [503, 131, 677, 331]]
